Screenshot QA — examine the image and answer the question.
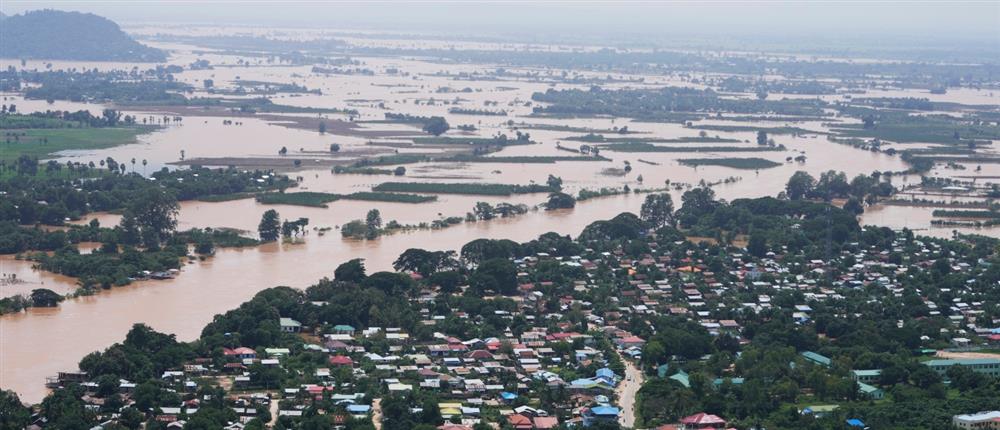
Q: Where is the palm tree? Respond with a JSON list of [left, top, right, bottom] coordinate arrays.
[[131, 158, 136, 173], [142, 159, 148, 175]]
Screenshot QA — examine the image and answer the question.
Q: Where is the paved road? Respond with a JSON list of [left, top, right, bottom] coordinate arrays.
[[616, 354, 645, 429]]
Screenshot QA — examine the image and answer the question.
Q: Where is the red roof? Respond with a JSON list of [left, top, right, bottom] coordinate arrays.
[[329, 355, 354, 366], [506, 414, 533, 429], [680, 412, 727, 425]]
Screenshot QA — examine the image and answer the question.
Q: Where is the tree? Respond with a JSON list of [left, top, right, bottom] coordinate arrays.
[[278, 146, 288, 156], [785, 171, 816, 200], [473, 202, 495, 220], [545, 192, 576, 210], [546, 174, 563, 190], [677, 187, 717, 227], [120, 188, 179, 248], [365, 209, 382, 239], [756, 130, 768, 146], [640, 193, 675, 228], [329, 143, 341, 152], [470, 258, 518, 295], [0, 390, 31, 429], [844, 197, 864, 215], [394, 166, 406, 176], [422, 117, 449, 136], [393, 248, 457, 277], [747, 233, 767, 258], [319, 121, 327, 134], [258, 209, 281, 241], [335, 259, 366, 283]]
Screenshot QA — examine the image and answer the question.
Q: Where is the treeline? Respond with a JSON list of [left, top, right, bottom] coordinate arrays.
[[0, 166, 293, 225], [531, 86, 829, 119], [0, 110, 142, 129]]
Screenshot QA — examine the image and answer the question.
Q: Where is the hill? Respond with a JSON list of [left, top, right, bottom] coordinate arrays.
[[0, 10, 166, 62]]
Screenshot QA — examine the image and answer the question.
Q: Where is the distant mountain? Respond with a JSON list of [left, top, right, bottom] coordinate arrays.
[[0, 10, 166, 62]]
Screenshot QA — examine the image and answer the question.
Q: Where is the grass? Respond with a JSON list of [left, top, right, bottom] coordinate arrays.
[[333, 166, 395, 175], [566, 134, 741, 143], [352, 154, 429, 167], [691, 125, 824, 135], [373, 182, 556, 196], [832, 122, 1000, 144], [344, 192, 437, 203], [197, 193, 257, 202], [598, 143, 781, 153], [0, 127, 153, 162], [255, 192, 340, 207], [410, 136, 532, 146], [440, 154, 610, 163], [932, 210, 1000, 219], [678, 157, 783, 169], [254, 191, 436, 207]]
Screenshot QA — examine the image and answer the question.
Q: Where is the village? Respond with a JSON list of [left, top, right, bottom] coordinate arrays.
[[22, 195, 1000, 430]]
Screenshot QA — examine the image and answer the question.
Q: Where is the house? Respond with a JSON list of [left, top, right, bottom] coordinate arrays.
[[582, 406, 619, 426], [953, 411, 1000, 429], [851, 369, 881, 384], [280, 318, 302, 333], [223, 347, 257, 360], [857, 382, 884, 400], [329, 355, 354, 367], [506, 413, 533, 429], [679, 412, 727, 429], [533, 416, 559, 429], [615, 336, 646, 349], [332, 324, 356, 335], [923, 358, 1000, 378], [800, 351, 832, 368]]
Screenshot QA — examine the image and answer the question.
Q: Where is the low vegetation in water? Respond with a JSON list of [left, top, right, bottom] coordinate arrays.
[[440, 154, 609, 163], [373, 182, 557, 196], [255, 191, 437, 207], [678, 157, 783, 169], [598, 142, 782, 153]]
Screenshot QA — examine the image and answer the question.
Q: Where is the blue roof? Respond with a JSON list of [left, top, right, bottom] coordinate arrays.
[[591, 406, 619, 416], [347, 405, 371, 413], [500, 392, 517, 400], [596, 368, 615, 378], [846, 418, 865, 427]]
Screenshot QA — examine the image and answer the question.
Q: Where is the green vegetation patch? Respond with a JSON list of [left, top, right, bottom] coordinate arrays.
[[0, 127, 152, 162], [599, 143, 781, 153], [678, 157, 783, 169], [373, 182, 556, 196]]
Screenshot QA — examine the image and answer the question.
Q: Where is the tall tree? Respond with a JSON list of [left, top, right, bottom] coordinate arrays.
[[640, 193, 676, 229], [258, 209, 281, 242]]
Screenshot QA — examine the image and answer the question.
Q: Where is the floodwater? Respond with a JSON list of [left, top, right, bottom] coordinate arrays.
[[0, 29, 997, 403]]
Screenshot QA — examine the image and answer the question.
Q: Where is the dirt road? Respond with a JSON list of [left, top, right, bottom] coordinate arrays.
[[616, 354, 645, 429]]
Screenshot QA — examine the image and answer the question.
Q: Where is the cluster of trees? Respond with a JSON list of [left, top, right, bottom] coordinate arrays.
[[0, 166, 292, 226], [785, 170, 895, 214], [0, 109, 139, 128]]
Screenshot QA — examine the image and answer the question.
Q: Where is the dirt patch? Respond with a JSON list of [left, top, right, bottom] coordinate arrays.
[[935, 351, 1000, 360]]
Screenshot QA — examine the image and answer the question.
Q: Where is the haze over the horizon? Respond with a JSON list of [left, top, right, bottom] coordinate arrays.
[[2, 1, 998, 51]]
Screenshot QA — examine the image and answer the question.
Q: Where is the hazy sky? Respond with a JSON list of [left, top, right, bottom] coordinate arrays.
[[2, 1, 998, 47]]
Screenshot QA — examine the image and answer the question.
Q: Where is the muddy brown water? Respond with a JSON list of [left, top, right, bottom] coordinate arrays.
[[1, 34, 997, 403]]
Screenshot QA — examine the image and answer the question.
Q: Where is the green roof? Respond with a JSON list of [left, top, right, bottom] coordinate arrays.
[[858, 382, 882, 394], [669, 370, 690, 388], [801, 351, 832, 366], [924, 358, 1000, 367]]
